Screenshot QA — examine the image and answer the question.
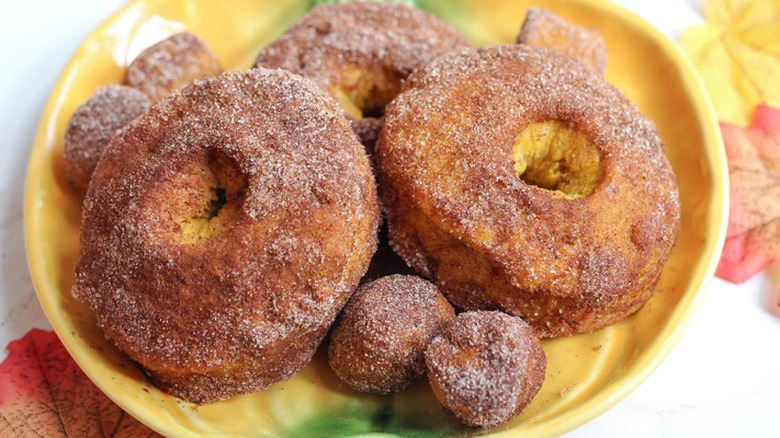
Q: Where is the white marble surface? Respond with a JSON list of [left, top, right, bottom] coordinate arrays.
[[0, 0, 777, 436]]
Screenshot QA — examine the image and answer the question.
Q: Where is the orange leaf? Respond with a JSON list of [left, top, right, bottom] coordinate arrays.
[[0, 329, 162, 437], [716, 105, 780, 283], [680, 0, 780, 126]]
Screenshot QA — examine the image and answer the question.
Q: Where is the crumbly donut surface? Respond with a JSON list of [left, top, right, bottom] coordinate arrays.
[[74, 68, 380, 403], [254, 1, 469, 147], [517, 8, 608, 75], [425, 311, 546, 428], [328, 275, 454, 394], [64, 85, 150, 193], [124, 32, 222, 102], [377, 45, 680, 337]]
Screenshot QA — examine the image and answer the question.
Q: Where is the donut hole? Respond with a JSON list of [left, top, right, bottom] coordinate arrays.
[[330, 64, 400, 120], [207, 186, 227, 219], [177, 154, 247, 242], [512, 121, 601, 197]]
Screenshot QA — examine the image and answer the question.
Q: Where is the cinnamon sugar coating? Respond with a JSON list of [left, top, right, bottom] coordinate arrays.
[[328, 275, 454, 394], [73, 69, 380, 403], [124, 32, 222, 101], [425, 311, 546, 428], [254, 1, 469, 148], [517, 8, 607, 75], [377, 45, 680, 337], [64, 85, 150, 193]]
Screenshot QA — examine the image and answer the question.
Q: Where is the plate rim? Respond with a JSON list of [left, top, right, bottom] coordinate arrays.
[[22, 0, 729, 437]]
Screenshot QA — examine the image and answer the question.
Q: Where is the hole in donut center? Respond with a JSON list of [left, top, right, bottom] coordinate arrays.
[[512, 121, 601, 197], [177, 154, 247, 242], [207, 187, 227, 219], [330, 65, 400, 120]]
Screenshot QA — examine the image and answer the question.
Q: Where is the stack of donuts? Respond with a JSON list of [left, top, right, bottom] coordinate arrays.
[[66, 1, 679, 428]]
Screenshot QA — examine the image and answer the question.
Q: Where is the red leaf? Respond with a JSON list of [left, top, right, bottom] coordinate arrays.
[[0, 329, 162, 437], [716, 105, 780, 285]]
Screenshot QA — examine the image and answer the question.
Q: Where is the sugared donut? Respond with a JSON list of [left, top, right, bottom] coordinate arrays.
[[377, 45, 680, 338], [328, 275, 454, 394], [63, 85, 150, 193], [517, 8, 608, 75], [73, 69, 380, 403], [425, 311, 546, 428], [124, 32, 222, 101], [254, 1, 469, 148]]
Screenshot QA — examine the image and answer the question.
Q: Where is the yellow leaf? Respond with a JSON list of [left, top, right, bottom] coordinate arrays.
[[681, 0, 780, 126]]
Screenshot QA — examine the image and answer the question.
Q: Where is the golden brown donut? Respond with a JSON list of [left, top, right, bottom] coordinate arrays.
[[425, 311, 546, 428], [73, 68, 380, 403], [377, 45, 680, 338], [328, 275, 454, 394], [124, 32, 222, 101], [517, 8, 608, 75], [63, 85, 150, 193], [254, 1, 469, 147]]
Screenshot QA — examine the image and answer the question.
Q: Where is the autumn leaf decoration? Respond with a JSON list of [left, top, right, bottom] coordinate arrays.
[[715, 106, 780, 283], [681, 0, 780, 291], [680, 0, 780, 126], [0, 329, 162, 437]]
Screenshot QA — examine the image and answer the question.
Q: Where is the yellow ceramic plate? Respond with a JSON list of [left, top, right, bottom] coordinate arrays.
[[24, 0, 727, 436]]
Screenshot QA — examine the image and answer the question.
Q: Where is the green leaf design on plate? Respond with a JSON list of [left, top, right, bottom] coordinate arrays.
[[283, 381, 471, 438], [286, 403, 466, 438], [415, 0, 494, 45]]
